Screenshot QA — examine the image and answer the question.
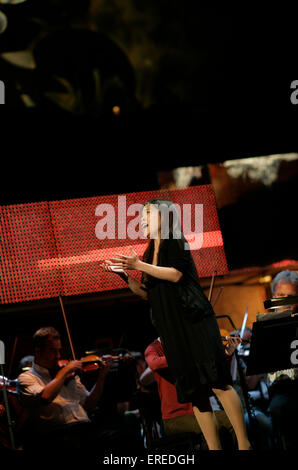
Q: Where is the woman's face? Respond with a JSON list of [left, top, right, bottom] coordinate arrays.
[[141, 204, 161, 239]]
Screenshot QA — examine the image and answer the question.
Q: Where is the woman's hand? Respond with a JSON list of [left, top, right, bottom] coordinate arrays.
[[100, 260, 129, 285], [110, 247, 141, 271], [100, 260, 127, 275]]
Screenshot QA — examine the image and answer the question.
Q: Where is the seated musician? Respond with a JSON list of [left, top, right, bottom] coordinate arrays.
[[144, 337, 240, 450], [230, 327, 268, 395], [265, 270, 298, 448], [229, 328, 273, 449], [267, 270, 298, 383], [17, 327, 114, 451]]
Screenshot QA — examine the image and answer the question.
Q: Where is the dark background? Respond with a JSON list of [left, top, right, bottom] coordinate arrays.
[[1, 3, 297, 194], [0, 2, 297, 370], [0, 3, 297, 196]]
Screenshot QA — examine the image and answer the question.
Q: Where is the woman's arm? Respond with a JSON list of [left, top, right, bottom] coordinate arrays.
[[137, 261, 182, 283], [126, 273, 148, 299], [101, 261, 148, 299], [111, 248, 183, 283]]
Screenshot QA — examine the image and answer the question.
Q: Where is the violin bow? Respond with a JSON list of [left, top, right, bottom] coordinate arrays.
[[208, 269, 217, 302], [212, 286, 223, 308], [58, 294, 76, 361], [231, 306, 249, 380], [239, 307, 249, 344]]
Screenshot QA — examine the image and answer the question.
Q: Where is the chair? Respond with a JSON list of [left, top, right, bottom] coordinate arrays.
[[135, 390, 201, 452]]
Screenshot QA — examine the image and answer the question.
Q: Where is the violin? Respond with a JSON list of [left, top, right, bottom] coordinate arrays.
[[60, 354, 111, 371], [53, 355, 104, 380], [220, 335, 245, 342], [58, 355, 103, 372], [56, 353, 133, 379], [220, 329, 235, 346], [220, 328, 247, 346], [55, 296, 136, 384], [63, 352, 133, 368], [220, 329, 251, 345]]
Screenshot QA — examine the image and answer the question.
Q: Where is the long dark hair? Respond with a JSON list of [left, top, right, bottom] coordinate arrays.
[[142, 198, 181, 285]]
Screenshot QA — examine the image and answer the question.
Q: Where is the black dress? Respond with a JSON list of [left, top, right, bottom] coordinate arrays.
[[144, 234, 233, 412]]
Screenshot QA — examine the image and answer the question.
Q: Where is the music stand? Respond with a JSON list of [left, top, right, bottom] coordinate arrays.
[[264, 295, 298, 311], [246, 314, 298, 375]]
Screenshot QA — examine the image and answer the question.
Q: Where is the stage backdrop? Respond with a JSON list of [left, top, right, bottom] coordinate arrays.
[[0, 185, 227, 304]]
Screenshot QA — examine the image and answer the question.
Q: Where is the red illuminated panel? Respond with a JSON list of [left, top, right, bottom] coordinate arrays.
[[0, 203, 62, 303], [0, 185, 228, 304]]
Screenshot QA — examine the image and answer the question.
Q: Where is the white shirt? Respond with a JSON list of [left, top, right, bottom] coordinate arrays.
[[17, 361, 90, 433]]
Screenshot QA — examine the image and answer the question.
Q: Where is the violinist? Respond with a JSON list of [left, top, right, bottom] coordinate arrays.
[[266, 270, 298, 449], [228, 328, 273, 449], [17, 327, 114, 450]]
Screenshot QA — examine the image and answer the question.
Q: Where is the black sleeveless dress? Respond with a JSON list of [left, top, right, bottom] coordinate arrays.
[[144, 234, 232, 411]]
